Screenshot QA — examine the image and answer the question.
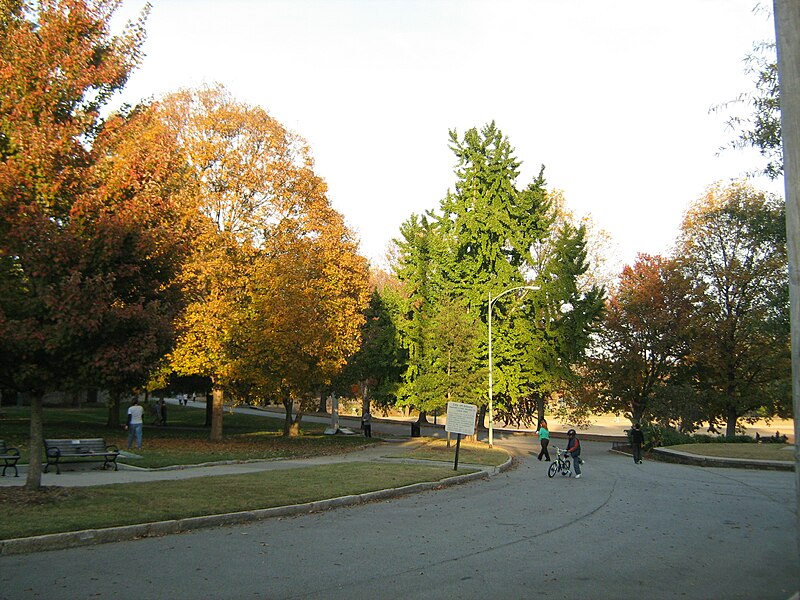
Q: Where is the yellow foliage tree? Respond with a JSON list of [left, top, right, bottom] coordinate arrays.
[[160, 84, 368, 439]]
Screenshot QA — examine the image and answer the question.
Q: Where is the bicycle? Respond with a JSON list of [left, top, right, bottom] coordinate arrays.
[[548, 446, 573, 478]]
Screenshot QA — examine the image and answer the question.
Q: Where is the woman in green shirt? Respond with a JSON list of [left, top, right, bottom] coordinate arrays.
[[536, 419, 551, 461]]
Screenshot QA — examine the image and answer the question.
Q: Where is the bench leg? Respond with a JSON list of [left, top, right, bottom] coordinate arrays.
[[2, 464, 18, 477]]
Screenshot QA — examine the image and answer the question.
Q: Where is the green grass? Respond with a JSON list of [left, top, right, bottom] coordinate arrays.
[[386, 438, 509, 467], [0, 462, 475, 540], [666, 443, 796, 461], [0, 405, 377, 468]]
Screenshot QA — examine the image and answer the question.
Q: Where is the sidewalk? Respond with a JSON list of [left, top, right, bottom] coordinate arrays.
[[0, 438, 504, 488], [0, 438, 509, 556]]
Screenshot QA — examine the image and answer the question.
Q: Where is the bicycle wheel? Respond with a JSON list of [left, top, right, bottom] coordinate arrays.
[[548, 462, 558, 478]]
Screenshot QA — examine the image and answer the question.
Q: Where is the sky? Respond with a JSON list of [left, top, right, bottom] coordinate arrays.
[[111, 0, 781, 273]]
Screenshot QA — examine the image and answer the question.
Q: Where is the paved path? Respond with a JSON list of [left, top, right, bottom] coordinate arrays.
[[1, 435, 797, 600]]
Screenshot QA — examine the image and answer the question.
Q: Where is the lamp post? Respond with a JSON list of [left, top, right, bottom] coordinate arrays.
[[488, 285, 539, 448]]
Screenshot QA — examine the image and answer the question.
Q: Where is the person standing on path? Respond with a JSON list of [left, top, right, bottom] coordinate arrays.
[[630, 423, 644, 464], [536, 419, 551, 461], [125, 398, 144, 450], [565, 429, 582, 478], [361, 410, 372, 438]]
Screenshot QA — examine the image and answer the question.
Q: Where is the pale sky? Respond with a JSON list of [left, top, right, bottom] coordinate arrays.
[[112, 0, 781, 273]]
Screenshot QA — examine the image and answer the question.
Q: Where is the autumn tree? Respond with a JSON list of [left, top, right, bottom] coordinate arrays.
[[679, 181, 790, 437], [0, 0, 193, 490], [586, 254, 695, 425], [161, 84, 369, 438]]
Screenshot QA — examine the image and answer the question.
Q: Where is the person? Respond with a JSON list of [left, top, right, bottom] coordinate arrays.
[[536, 418, 550, 461], [159, 398, 167, 425], [565, 429, 582, 478], [361, 410, 372, 438], [151, 400, 162, 425], [630, 423, 645, 464], [125, 397, 144, 450]]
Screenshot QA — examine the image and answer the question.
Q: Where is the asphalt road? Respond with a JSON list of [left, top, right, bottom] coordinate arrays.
[[1, 435, 797, 600]]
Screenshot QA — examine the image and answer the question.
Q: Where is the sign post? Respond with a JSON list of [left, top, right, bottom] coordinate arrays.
[[445, 402, 477, 471]]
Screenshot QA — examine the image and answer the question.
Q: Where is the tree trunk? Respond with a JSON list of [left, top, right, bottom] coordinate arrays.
[[204, 391, 213, 427], [106, 391, 121, 428], [536, 395, 546, 428], [210, 387, 224, 441], [282, 397, 293, 436], [87, 387, 98, 405], [290, 411, 303, 437], [25, 394, 44, 491], [725, 405, 738, 438], [416, 410, 428, 424], [361, 381, 370, 417], [477, 405, 487, 430]]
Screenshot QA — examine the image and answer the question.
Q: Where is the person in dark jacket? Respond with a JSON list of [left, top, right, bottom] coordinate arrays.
[[565, 429, 582, 478], [630, 423, 645, 464]]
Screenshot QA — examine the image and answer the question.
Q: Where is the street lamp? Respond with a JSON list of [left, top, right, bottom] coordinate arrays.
[[488, 285, 539, 448]]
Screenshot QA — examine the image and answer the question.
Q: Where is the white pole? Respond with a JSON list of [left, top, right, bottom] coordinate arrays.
[[773, 0, 800, 586], [486, 285, 540, 448], [488, 289, 494, 448]]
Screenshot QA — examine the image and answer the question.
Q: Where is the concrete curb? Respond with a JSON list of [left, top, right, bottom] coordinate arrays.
[[650, 447, 795, 471], [0, 459, 508, 557]]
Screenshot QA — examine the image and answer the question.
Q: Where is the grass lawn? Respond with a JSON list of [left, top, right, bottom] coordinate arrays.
[[0, 462, 475, 540], [386, 438, 509, 467], [0, 405, 378, 468], [666, 443, 796, 461]]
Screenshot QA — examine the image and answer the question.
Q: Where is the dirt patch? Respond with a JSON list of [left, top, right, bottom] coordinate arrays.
[[0, 486, 77, 507]]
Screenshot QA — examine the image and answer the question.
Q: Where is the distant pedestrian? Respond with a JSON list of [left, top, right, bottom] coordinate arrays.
[[565, 429, 582, 478], [536, 419, 551, 461], [151, 401, 161, 424], [160, 399, 167, 425], [630, 423, 644, 464], [361, 410, 372, 438], [126, 398, 144, 450]]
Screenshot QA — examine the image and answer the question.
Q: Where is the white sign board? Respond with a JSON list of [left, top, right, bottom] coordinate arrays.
[[445, 402, 477, 436]]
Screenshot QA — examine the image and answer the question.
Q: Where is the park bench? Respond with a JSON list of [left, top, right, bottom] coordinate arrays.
[[0, 440, 21, 477], [43, 438, 120, 474]]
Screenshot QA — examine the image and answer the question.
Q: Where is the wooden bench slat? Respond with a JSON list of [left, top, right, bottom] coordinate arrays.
[[43, 438, 119, 474]]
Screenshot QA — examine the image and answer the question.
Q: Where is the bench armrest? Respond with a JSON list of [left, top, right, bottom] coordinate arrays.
[[106, 444, 120, 453]]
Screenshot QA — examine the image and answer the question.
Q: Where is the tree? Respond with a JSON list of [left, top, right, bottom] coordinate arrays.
[[161, 85, 347, 440], [392, 213, 441, 421], [391, 123, 604, 429], [437, 123, 551, 425], [162, 84, 369, 438], [0, 0, 182, 490], [86, 104, 195, 426], [714, 29, 782, 178], [231, 192, 369, 435], [337, 278, 407, 416], [586, 255, 695, 425], [679, 181, 790, 437]]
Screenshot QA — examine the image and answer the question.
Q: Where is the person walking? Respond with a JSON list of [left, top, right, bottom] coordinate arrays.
[[125, 397, 144, 450], [630, 423, 645, 464], [565, 429, 582, 478], [536, 418, 551, 461]]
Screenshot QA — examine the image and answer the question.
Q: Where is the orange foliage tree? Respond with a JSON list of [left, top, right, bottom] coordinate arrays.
[[0, 1, 192, 489], [161, 85, 369, 439]]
